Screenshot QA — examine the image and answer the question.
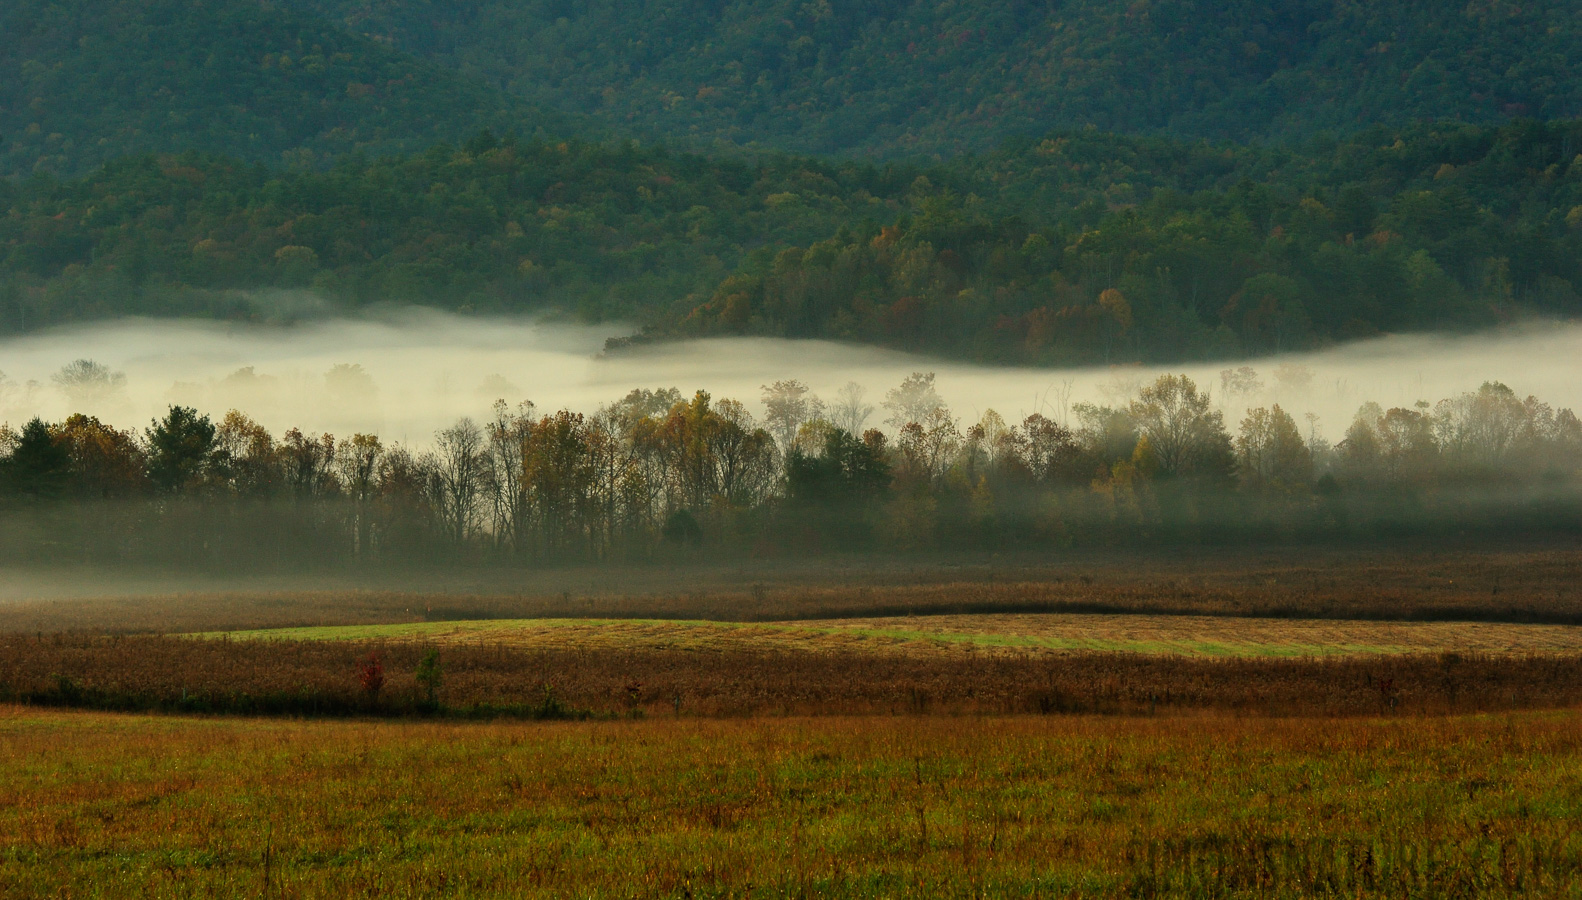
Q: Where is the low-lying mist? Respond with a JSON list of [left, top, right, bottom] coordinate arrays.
[[2, 309, 1580, 444]]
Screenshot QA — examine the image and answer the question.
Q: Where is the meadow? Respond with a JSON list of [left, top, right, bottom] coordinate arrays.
[[5, 544, 1582, 896], [207, 613, 1582, 658], [3, 706, 1581, 898], [11, 632, 1582, 720]]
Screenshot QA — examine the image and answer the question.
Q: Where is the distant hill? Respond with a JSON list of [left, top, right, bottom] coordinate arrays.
[[0, 0, 575, 177], [287, 0, 1582, 157], [3, 0, 1581, 367], [5, 122, 1579, 367], [8, 0, 1577, 177], [649, 120, 1582, 364], [0, 134, 925, 333]]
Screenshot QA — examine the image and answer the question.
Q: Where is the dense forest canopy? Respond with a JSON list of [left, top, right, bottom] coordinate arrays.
[[7, 0, 1582, 177], [0, 133, 927, 329], [4, 122, 1580, 365], [2, 0, 1581, 367], [0, 0, 572, 178], [287, 0, 1582, 156], [660, 122, 1582, 362]]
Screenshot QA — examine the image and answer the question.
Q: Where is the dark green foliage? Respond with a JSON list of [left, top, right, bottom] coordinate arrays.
[[0, 136, 921, 332], [661, 509, 703, 547], [784, 427, 891, 547], [786, 429, 890, 506], [4, 120, 1581, 361], [414, 649, 442, 705], [287, 0, 1582, 156], [667, 121, 1582, 363], [1, 418, 71, 501], [8, 0, 1582, 176], [0, 0, 573, 178], [145, 406, 216, 493]]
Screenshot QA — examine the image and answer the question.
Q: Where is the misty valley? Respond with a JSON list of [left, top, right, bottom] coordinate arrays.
[[6, 2, 1582, 897], [1, 352, 1580, 569]]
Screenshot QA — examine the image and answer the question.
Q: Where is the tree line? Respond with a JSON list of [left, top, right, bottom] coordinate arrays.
[[0, 132, 920, 334], [2, 371, 1578, 569]]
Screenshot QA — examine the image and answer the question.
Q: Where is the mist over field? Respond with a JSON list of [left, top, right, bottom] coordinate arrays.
[[2, 310, 1579, 445]]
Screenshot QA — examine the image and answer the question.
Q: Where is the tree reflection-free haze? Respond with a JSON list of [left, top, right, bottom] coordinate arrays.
[[1, 309, 1579, 450]]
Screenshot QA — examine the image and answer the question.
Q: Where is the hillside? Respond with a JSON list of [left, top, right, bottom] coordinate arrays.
[[651, 121, 1582, 363], [289, 0, 1582, 157], [5, 0, 1579, 179], [0, 134, 926, 331], [0, 0, 574, 178], [660, 122, 1582, 363], [4, 122, 1580, 365], [3, 0, 1580, 364]]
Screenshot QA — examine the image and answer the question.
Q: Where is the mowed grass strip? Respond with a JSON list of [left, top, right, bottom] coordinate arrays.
[[200, 614, 1582, 658], [2, 706, 1580, 898]]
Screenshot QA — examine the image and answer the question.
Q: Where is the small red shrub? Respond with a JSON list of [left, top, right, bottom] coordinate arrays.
[[356, 653, 384, 699]]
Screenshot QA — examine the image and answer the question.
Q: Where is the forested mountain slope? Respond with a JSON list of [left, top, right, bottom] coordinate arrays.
[[660, 122, 1582, 363], [6, 0, 1579, 174], [289, 0, 1582, 156], [3, 0, 1581, 365], [0, 134, 925, 331], [0, 0, 573, 177], [5, 122, 1579, 366]]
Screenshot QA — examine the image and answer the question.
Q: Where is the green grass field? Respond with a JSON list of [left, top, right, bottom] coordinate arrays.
[[200, 613, 1582, 659], [10, 550, 1582, 896], [3, 706, 1579, 898]]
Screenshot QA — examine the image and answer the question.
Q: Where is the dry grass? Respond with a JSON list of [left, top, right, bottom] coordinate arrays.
[[207, 614, 1582, 658], [3, 706, 1581, 897], [7, 547, 1581, 896], [6, 633, 1582, 717]]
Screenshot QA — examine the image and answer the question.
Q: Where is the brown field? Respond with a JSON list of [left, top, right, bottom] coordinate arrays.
[[4, 706, 1581, 898], [2, 543, 1580, 635], [6, 632, 1582, 717], [7, 544, 1582, 896], [210, 613, 1582, 658], [3, 544, 1580, 720]]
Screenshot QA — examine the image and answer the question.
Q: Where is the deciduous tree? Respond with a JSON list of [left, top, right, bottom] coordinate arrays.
[[1236, 405, 1311, 491], [1128, 375, 1233, 480]]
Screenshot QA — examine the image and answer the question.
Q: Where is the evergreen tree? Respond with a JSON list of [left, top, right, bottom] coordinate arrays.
[[146, 406, 217, 493], [1, 418, 70, 500]]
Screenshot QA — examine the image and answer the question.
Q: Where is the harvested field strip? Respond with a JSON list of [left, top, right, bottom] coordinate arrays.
[[203, 614, 1582, 658], [3, 707, 1582, 897], [7, 633, 1582, 717]]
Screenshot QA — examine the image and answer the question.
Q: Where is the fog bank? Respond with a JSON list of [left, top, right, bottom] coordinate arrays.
[[2, 310, 1579, 445]]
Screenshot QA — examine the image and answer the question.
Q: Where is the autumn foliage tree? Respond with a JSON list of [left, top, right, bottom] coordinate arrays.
[[2, 368, 1581, 565], [1128, 375, 1234, 482], [1236, 405, 1312, 492]]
